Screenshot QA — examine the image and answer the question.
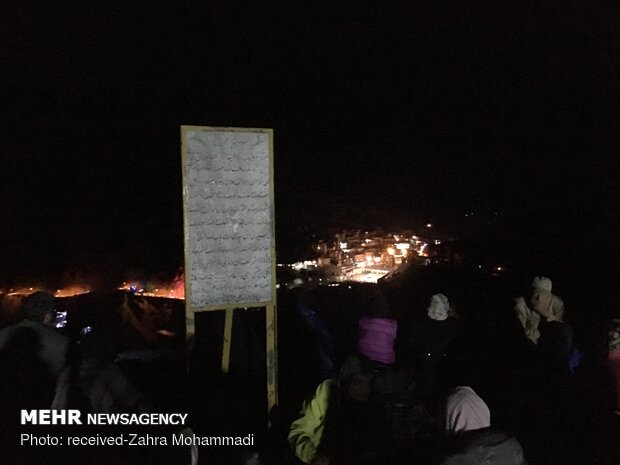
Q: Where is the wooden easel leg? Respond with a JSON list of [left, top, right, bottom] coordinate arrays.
[[266, 304, 278, 412], [222, 308, 234, 373], [185, 306, 195, 372]]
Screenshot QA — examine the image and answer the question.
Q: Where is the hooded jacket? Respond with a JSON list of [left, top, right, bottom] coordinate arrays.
[[516, 277, 565, 345], [288, 356, 388, 464], [441, 429, 529, 465], [531, 292, 564, 323], [288, 378, 333, 463], [515, 298, 541, 345], [442, 387, 528, 465], [445, 386, 491, 432]]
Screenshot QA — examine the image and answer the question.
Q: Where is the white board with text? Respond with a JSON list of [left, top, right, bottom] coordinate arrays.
[[182, 126, 275, 310]]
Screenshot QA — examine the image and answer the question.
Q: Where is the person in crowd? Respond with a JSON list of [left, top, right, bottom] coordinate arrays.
[[0, 328, 61, 464], [77, 329, 150, 414], [408, 293, 459, 400], [358, 312, 415, 394], [79, 329, 198, 465], [440, 386, 529, 465], [357, 294, 420, 454], [0, 291, 70, 378], [529, 276, 565, 322], [288, 355, 390, 465], [515, 277, 573, 374], [0, 295, 65, 465], [515, 276, 565, 345], [358, 310, 398, 367]]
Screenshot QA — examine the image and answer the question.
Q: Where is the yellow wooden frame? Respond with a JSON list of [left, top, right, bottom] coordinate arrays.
[[181, 125, 278, 411]]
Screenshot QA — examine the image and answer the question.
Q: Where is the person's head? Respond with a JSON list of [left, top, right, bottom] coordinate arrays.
[[21, 291, 56, 325], [357, 316, 397, 365], [338, 356, 373, 403], [530, 276, 553, 311], [427, 293, 450, 321], [445, 386, 491, 433], [532, 276, 553, 293], [347, 373, 373, 403]]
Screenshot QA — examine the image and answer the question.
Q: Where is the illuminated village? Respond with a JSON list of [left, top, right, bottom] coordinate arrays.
[[281, 226, 459, 285], [0, 226, 462, 300]]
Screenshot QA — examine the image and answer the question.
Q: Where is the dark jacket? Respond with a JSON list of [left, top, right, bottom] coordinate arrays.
[[0, 320, 69, 378], [319, 392, 391, 465], [408, 317, 458, 399], [410, 317, 459, 368], [441, 428, 529, 465]]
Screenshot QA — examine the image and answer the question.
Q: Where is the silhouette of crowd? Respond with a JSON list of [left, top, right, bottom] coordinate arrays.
[[1, 269, 619, 465]]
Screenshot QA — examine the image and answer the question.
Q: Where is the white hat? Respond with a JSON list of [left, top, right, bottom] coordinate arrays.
[[532, 276, 552, 293], [427, 293, 450, 321]]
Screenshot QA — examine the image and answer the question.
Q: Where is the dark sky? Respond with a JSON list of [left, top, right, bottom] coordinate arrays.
[[1, 2, 619, 283]]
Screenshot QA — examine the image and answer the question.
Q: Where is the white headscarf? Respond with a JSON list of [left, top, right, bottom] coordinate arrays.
[[445, 386, 491, 432], [532, 276, 552, 293], [531, 276, 565, 322], [427, 293, 450, 321]]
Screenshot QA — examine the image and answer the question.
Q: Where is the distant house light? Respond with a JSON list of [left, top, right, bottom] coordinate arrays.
[[426, 223, 432, 228]]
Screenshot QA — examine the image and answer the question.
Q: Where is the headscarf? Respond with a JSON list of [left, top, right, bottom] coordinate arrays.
[[357, 317, 397, 365], [532, 276, 552, 293], [427, 293, 450, 321], [531, 276, 565, 322], [445, 386, 491, 433]]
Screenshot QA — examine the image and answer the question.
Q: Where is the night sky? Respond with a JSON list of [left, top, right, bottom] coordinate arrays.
[[1, 2, 618, 286]]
